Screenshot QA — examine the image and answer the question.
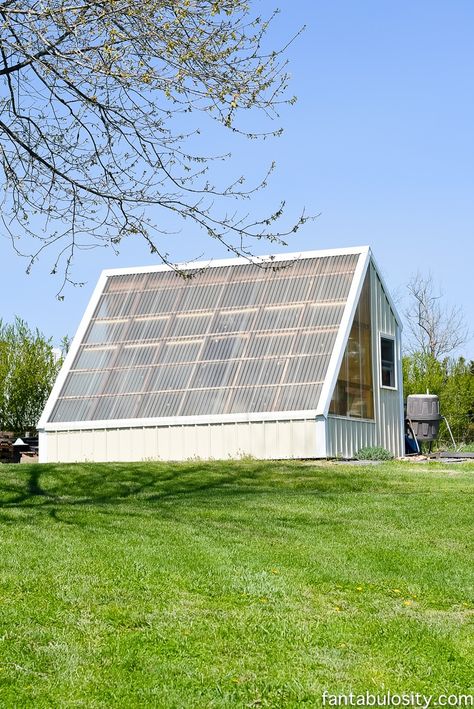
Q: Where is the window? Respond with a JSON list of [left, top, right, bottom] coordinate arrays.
[[380, 337, 396, 388], [329, 270, 374, 419]]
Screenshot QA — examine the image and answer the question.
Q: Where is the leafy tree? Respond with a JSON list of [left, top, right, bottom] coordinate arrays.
[[0, 318, 61, 432], [0, 1, 306, 294], [403, 352, 474, 445], [402, 352, 445, 400], [442, 357, 474, 444]]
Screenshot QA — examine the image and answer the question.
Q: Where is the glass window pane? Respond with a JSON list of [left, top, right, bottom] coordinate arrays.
[[381, 337, 395, 387], [329, 269, 374, 419]]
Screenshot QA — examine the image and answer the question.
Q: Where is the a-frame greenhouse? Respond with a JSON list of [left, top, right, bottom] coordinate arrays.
[[38, 246, 404, 462]]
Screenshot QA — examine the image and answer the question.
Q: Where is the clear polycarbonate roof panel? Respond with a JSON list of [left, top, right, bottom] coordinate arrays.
[[49, 253, 360, 422]]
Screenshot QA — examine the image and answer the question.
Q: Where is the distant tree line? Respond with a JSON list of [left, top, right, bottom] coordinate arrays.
[[0, 318, 62, 433]]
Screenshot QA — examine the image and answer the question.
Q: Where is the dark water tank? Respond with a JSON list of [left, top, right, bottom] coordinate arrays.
[[406, 394, 441, 442]]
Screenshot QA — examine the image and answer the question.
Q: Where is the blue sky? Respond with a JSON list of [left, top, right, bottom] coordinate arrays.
[[1, 1, 473, 357]]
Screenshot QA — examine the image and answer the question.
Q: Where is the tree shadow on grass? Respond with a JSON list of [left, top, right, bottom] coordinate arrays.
[[27, 467, 46, 497], [1, 461, 242, 506], [0, 459, 454, 529], [0, 462, 246, 528]]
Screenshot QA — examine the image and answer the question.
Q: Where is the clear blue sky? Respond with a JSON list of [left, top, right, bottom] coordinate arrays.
[[1, 1, 473, 357]]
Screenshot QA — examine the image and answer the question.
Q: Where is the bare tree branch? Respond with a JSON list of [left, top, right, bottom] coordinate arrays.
[[404, 272, 470, 359]]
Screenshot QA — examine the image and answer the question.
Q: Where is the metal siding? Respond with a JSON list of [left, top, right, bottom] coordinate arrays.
[[326, 265, 403, 458], [41, 419, 318, 462], [47, 432, 57, 462], [118, 429, 132, 461], [56, 431, 70, 462]]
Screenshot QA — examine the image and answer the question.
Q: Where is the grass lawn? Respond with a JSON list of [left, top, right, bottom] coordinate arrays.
[[0, 459, 473, 708]]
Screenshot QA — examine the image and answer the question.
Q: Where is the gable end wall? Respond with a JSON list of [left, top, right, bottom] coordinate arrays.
[[326, 264, 404, 458]]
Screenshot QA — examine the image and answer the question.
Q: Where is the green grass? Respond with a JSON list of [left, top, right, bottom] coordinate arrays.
[[0, 460, 473, 708], [455, 442, 474, 453]]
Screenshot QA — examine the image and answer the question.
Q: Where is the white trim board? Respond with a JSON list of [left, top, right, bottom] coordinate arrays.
[[37, 270, 109, 428], [319, 248, 371, 417], [39, 409, 320, 433]]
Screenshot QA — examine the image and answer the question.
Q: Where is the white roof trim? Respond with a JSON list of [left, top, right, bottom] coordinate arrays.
[[37, 270, 109, 428], [317, 247, 371, 417], [100, 245, 370, 278], [39, 410, 319, 432]]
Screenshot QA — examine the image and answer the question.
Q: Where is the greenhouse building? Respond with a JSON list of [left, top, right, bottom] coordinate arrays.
[[38, 246, 404, 462]]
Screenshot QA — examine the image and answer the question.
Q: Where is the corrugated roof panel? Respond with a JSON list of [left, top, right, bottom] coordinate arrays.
[[180, 283, 225, 312], [74, 346, 116, 371], [277, 382, 323, 411], [134, 288, 182, 316], [105, 273, 147, 292], [114, 343, 161, 368], [201, 336, 246, 362], [304, 303, 346, 330], [189, 360, 237, 390], [84, 320, 127, 345], [141, 391, 184, 418], [226, 385, 279, 414], [96, 291, 137, 319], [219, 280, 264, 309], [106, 368, 149, 396], [293, 330, 337, 356], [126, 316, 169, 342], [172, 312, 213, 338], [147, 363, 195, 392], [285, 355, 331, 384], [212, 309, 257, 335], [244, 332, 294, 360], [62, 371, 108, 398], [50, 397, 98, 423], [49, 252, 361, 422], [160, 340, 204, 364]]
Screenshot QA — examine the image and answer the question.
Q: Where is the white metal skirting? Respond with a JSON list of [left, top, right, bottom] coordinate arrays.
[[40, 418, 318, 463]]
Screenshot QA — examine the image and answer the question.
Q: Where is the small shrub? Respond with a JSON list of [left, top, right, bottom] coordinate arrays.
[[355, 446, 393, 461]]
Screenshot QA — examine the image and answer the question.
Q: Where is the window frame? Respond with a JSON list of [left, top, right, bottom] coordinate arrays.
[[380, 334, 397, 390]]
